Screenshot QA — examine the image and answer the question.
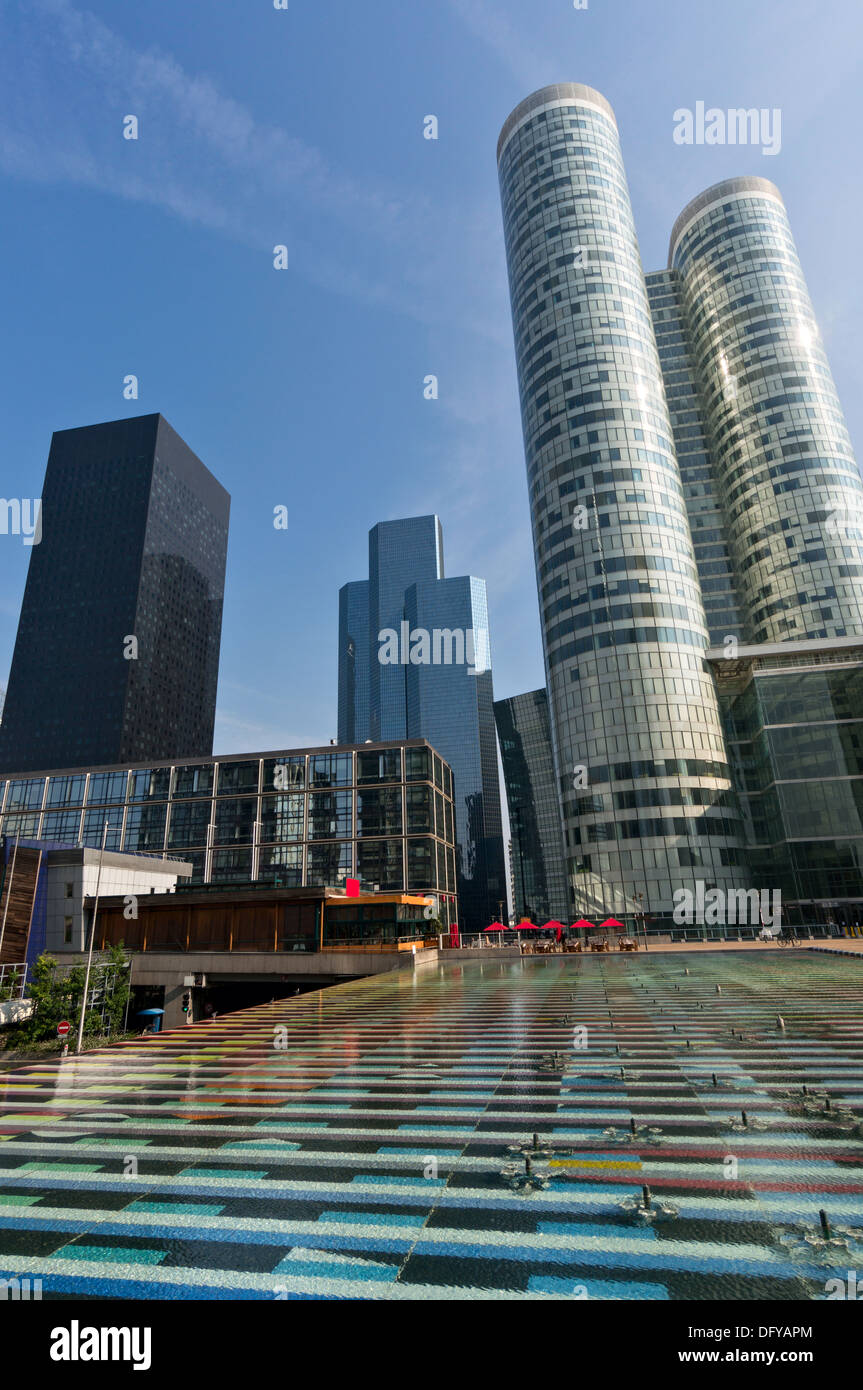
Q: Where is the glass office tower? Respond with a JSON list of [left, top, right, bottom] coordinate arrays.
[[405, 575, 506, 929], [337, 518, 506, 929], [0, 414, 229, 775], [669, 177, 863, 644], [646, 270, 745, 647], [494, 688, 569, 922], [368, 516, 444, 742], [337, 581, 370, 745], [497, 85, 747, 923]]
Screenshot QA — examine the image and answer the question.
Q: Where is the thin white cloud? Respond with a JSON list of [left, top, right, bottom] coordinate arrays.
[[445, 0, 551, 90]]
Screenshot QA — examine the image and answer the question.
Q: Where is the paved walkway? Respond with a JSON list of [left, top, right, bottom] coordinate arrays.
[[1, 952, 862, 1301]]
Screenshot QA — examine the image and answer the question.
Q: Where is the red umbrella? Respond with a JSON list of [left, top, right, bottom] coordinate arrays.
[[483, 922, 508, 931], [600, 917, 624, 929], [570, 919, 595, 931], [544, 919, 566, 942]]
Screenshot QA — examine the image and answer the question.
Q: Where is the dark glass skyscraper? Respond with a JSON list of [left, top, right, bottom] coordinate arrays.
[[494, 688, 568, 922], [368, 516, 444, 741], [337, 517, 506, 929], [0, 414, 230, 775], [337, 581, 370, 746]]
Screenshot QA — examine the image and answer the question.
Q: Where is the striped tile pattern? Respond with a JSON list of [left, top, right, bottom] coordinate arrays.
[[1, 952, 863, 1300]]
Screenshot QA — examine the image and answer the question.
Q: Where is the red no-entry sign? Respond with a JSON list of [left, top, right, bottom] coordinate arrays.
[[57, 1021, 70, 1037]]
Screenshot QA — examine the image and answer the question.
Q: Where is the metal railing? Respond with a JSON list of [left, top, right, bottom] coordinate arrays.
[[440, 931, 639, 953], [320, 937, 438, 954], [0, 961, 28, 1000]]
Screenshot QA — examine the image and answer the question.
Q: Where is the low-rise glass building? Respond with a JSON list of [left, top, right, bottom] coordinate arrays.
[[711, 638, 863, 928], [0, 739, 458, 927]]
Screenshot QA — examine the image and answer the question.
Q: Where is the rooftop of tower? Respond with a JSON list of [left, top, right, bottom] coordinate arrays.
[[497, 83, 617, 163], [668, 175, 785, 266]]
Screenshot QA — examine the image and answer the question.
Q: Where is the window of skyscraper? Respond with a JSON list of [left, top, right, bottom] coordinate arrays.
[[357, 787, 402, 837], [262, 757, 306, 792], [309, 753, 352, 787], [86, 772, 129, 805], [82, 806, 123, 848], [167, 801, 211, 848], [260, 794, 305, 843], [46, 775, 87, 807], [357, 749, 402, 784], [307, 841, 351, 886], [216, 761, 260, 796], [406, 785, 433, 833], [357, 839, 403, 891], [259, 844, 303, 885], [213, 797, 257, 845], [308, 789, 352, 839], [173, 764, 215, 798], [6, 778, 46, 810], [128, 768, 172, 802], [405, 747, 431, 782]]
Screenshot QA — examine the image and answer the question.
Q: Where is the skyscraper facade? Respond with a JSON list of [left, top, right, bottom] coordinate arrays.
[[667, 177, 863, 645], [646, 270, 745, 647], [368, 516, 443, 741], [337, 518, 506, 929], [494, 688, 569, 922], [337, 581, 370, 746], [497, 87, 863, 930], [497, 85, 748, 924], [0, 414, 230, 775]]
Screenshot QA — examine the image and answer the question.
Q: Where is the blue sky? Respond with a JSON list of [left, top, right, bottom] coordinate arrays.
[[1, 0, 861, 754]]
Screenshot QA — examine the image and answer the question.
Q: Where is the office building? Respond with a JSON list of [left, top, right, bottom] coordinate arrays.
[[0, 739, 458, 926], [337, 518, 506, 929], [711, 637, 863, 929], [497, 85, 748, 926], [0, 838, 192, 966], [497, 86, 863, 928], [494, 688, 568, 922], [0, 414, 230, 774], [337, 581, 370, 746]]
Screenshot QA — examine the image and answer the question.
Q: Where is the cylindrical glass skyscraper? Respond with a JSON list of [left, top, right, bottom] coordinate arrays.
[[497, 85, 747, 922], [670, 176, 863, 644]]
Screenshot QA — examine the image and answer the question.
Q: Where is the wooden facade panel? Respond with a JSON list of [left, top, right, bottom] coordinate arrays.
[[0, 848, 41, 964]]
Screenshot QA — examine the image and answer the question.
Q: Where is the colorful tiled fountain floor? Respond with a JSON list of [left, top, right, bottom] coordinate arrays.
[[1, 952, 862, 1300]]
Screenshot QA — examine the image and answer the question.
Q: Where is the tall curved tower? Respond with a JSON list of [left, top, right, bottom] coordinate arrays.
[[670, 176, 863, 643], [497, 85, 747, 922]]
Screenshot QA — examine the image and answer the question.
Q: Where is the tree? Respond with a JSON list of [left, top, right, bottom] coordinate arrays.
[[17, 954, 85, 1043], [16, 947, 130, 1044], [92, 942, 131, 1035]]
